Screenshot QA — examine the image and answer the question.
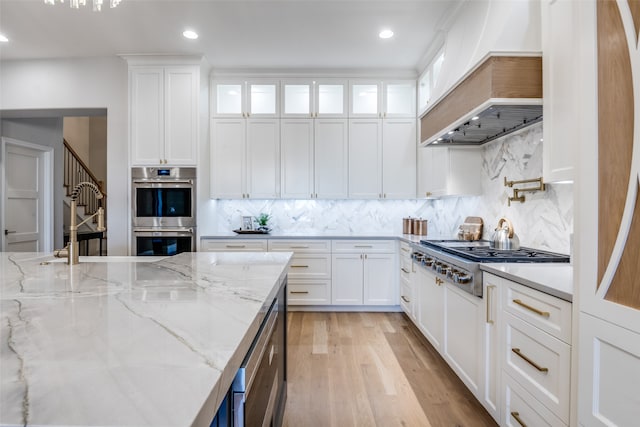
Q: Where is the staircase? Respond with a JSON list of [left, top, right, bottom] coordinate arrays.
[[63, 139, 107, 254]]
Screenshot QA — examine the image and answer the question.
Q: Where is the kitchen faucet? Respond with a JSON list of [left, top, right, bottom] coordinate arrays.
[[54, 182, 106, 265]]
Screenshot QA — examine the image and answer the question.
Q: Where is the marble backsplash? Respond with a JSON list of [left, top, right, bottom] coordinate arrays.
[[206, 123, 573, 254]]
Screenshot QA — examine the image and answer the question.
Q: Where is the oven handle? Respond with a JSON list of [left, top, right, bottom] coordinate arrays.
[[133, 228, 194, 234], [132, 179, 193, 185]]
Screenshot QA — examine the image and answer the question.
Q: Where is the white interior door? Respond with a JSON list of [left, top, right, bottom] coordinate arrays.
[[2, 139, 52, 252]]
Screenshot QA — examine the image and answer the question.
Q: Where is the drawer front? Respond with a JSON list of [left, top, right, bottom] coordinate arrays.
[[504, 280, 572, 344], [399, 241, 413, 258], [268, 239, 331, 253], [288, 254, 331, 279], [202, 239, 268, 252], [332, 239, 396, 253], [502, 373, 566, 427], [503, 312, 571, 423], [287, 281, 331, 305], [400, 278, 413, 312], [400, 256, 412, 277]]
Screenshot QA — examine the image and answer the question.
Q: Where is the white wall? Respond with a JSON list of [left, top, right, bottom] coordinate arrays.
[[0, 118, 65, 249], [63, 117, 90, 164], [0, 57, 129, 254]]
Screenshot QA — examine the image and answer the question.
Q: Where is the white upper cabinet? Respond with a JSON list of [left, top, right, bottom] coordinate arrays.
[[314, 119, 349, 199], [384, 81, 416, 118], [542, 0, 575, 183], [130, 65, 199, 166], [349, 118, 417, 199], [210, 118, 280, 199], [212, 79, 279, 118], [382, 119, 416, 198], [281, 79, 348, 118], [349, 80, 416, 118], [349, 80, 381, 118], [419, 146, 481, 198], [280, 119, 315, 199]]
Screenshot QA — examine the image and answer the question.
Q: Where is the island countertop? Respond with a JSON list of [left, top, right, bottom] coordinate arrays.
[[0, 251, 292, 427]]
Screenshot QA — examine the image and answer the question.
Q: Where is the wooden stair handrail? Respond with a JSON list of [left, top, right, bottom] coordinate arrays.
[[63, 139, 107, 197]]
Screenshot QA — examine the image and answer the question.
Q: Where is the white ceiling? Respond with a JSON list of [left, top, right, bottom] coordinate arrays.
[[0, 0, 460, 71]]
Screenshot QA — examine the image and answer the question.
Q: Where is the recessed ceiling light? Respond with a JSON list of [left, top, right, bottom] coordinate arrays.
[[471, 116, 479, 121], [0, 34, 8, 43], [447, 131, 454, 135], [379, 29, 394, 39], [183, 30, 198, 40]]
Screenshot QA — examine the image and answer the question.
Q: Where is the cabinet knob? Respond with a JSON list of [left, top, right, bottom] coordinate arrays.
[[426, 192, 432, 197]]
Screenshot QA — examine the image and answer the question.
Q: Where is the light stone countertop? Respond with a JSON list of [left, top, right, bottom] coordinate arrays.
[[201, 232, 430, 244], [480, 263, 573, 302], [0, 251, 292, 427]]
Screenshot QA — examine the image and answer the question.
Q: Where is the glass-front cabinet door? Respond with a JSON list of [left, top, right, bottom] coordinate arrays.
[[247, 80, 279, 118], [281, 79, 313, 117], [212, 79, 279, 118], [383, 81, 416, 118], [315, 79, 348, 118], [212, 79, 245, 117], [349, 80, 381, 118]]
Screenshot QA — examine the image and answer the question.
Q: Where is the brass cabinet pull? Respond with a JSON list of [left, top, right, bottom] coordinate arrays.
[[290, 265, 309, 268], [354, 245, 373, 248], [225, 244, 246, 248], [290, 245, 310, 249], [513, 299, 550, 317], [435, 277, 443, 286], [486, 285, 496, 324], [290, 291, 309, 295], [511, 348, 549, 372], [401, 247, 410, 252], [401, 267, 410, 274], [401, 296, 410, 303], [511, 412, 527, 427]]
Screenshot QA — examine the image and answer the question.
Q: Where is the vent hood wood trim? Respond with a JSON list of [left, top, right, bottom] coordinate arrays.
[[420, 55, 542, 145]]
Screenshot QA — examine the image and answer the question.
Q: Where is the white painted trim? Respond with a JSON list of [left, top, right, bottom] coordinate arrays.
[[120, 54, 204, 66], [1, 137, 55, 252]]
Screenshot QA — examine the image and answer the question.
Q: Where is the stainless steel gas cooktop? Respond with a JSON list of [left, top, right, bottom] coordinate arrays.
[[420, 239, 570, 263], [411, 240, 569, 298]]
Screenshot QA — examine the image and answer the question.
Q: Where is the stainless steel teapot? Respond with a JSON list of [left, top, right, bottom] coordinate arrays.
[[490, 217, 520, 250]]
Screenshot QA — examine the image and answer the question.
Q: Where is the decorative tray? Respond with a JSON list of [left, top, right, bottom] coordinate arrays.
[[232, 229, 271, 234]]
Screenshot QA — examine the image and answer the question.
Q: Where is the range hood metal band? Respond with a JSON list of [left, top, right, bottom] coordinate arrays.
[[420, 55, 542, 146]]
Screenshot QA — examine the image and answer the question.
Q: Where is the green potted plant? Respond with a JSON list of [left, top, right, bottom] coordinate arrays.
[[255, 213, 271, 233]]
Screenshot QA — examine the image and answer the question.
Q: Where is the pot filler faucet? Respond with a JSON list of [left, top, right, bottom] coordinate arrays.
[[54, 182, 106, 265]]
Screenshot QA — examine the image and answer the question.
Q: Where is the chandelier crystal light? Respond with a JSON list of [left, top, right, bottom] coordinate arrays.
[[44, 0, 122, 12]]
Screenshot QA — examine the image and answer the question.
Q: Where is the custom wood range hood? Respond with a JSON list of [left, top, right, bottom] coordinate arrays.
[[420, 55, 543, 146]]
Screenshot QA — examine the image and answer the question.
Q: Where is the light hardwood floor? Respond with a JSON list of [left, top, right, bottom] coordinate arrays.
[[283, 312, 497, 427]]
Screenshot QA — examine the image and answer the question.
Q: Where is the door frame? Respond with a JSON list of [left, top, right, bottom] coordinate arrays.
[[1, 137, 54, 252]]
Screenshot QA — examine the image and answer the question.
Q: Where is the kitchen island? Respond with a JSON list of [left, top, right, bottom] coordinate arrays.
[[0, 251, 292, 427]]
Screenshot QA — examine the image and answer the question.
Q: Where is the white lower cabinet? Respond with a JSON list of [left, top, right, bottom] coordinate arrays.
[[482, 272, 572, 427], [482, 277, 502, 422], [503, 372, 566, 427], [444, 284, 483, 399], [399, 242, 416, 320], [331, 240, 397, 306], [201, 239, 268, 252], [416, 265, 444, 351], [268, 240, 332, 306]]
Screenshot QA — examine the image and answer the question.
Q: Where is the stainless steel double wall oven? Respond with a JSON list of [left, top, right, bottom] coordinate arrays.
[[131, 167, 196, 256]]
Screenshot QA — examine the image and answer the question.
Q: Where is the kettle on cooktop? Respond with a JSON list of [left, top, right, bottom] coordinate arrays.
[[490, 217, 520, 250]]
